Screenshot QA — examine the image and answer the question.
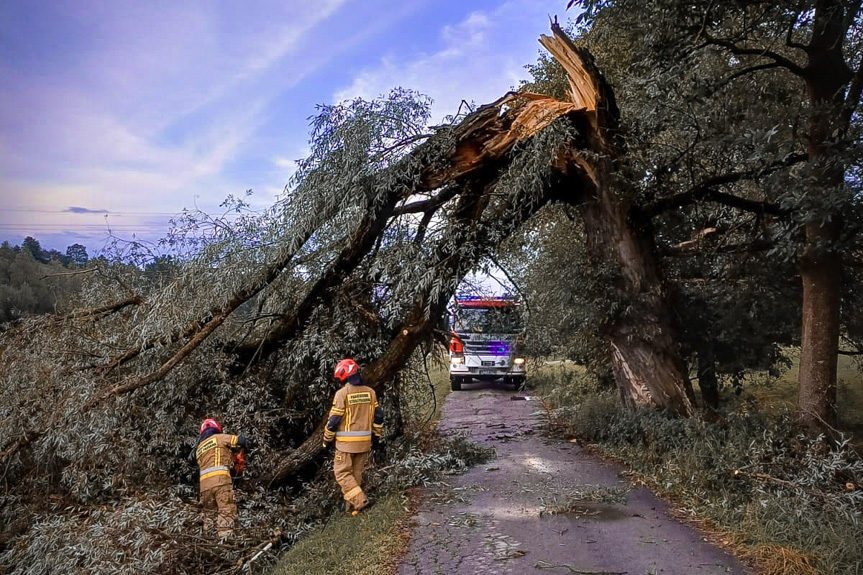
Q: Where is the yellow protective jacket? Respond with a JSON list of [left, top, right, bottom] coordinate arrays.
[[324, 383, 383, 453], [196, 432, 245, 491]]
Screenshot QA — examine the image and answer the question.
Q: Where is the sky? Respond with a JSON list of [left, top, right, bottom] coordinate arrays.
[[1, 0, 567, 255]]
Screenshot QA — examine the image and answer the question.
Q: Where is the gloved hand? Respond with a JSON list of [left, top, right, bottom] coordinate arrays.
[[372, 435, 382, 449], [322, 440, 331, 449]]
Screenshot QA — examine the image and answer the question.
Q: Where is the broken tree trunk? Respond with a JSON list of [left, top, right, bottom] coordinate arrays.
[[87, 90, 583, 404], [540, 25, 696, 416], [95, 90, 588, 406]]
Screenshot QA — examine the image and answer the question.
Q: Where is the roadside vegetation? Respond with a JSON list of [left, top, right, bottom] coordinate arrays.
[[531, 359, 863, 575]]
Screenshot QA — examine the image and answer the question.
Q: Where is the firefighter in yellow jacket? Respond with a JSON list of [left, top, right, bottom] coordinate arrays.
[[323, 358, 383, 515], [196, 418, 246, 538]]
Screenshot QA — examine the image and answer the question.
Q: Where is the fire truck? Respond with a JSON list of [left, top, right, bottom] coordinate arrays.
[[448, 296, 526, 391]]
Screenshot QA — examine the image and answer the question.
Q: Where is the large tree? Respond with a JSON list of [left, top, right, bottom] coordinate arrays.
[[568, 0, 863, 432]]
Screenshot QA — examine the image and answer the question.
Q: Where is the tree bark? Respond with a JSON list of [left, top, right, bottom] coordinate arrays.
[[582, 197, 696, 416], [541, 25, 696, 416], [697, 342, 719, 411], [796, 0, 856, 433], [798, 224, 841, 431]]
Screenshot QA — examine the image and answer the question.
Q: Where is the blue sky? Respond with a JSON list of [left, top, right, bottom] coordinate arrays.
[[1, 0, 565, 254]]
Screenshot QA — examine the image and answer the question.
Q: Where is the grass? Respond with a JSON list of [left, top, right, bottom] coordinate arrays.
[[269, 492, 413, 575], [530, 352, 863, 575], [531, 351, 863, 439], [743, 349, 863, 438], [268, 353, 860, 575]]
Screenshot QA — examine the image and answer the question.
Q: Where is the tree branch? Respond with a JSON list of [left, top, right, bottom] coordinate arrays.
[[842, 52, 863, 127], [785, 10, 809, 51], [392, 184, 460, 216], [644, 153, 807, 217], [726, 61, 783, 83], [661, 237, 775, 257], [84, 296, 246, 409], [231, 94, 584, 359], [40, 268, 98, 280], [62, 295, 145, 321], [269, 157, 569, 485], [413, 209, 435, 245], [487, 254, 532, 317], [0, 430, 43, 460], [699, 32, 806, 77]]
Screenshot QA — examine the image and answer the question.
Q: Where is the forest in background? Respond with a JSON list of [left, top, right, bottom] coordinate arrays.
[[0, 237, 89, 323]]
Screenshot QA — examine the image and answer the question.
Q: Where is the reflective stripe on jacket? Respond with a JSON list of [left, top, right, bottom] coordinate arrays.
[[324, 384, 381, 453], [196, 433, 244, 490]]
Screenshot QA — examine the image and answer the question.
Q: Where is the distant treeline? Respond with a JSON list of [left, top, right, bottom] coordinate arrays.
[[0, 237, 89, 323]]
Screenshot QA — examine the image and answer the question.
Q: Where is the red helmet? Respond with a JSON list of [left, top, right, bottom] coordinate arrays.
[[200, 418, 221, 434], [334, 358, 359, 382]]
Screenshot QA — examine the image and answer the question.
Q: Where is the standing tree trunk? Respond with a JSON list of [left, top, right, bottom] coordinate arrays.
[[796, 0, 856, 433], [696, 341, 720, 412], [541, 26, 696, 416], [798, 221, 842, 432]]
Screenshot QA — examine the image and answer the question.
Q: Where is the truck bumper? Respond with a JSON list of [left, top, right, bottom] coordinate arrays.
[[449, 360, 526, 380]]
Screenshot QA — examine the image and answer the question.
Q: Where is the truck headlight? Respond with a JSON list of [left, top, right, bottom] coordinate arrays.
[[451, 356, 464, 364], [514, 357, 525, 365]]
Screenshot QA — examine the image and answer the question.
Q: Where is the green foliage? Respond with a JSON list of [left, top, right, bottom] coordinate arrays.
[[567, 0, 863, 364], [522, 45, 571, 101], [0, 240, 85, 323], [500, 3, 863, 395], [539, 484, 630, 515], [65, 243, 89, 266]]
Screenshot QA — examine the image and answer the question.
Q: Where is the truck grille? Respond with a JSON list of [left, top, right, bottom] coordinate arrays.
[[464, 340, 511, 356]]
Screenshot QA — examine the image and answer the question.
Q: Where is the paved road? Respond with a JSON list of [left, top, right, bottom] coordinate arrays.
[[397, 383, 750, 575]]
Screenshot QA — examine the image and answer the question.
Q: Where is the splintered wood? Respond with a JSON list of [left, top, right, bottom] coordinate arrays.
[[539, 29, 598, 112]]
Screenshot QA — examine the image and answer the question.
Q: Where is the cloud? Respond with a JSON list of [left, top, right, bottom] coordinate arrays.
[[66, 207, 110, 214], [333, 0, 558, 121], [0, 1, 350, 212]]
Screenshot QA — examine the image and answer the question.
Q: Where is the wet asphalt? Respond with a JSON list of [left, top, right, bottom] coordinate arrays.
[[397, 382, 751, 575]]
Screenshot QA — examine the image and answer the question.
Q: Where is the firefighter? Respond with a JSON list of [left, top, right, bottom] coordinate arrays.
[[323, 358, 384, 515], [195, 418, 246, 538]]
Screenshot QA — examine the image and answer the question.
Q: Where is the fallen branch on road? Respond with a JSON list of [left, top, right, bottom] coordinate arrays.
[[534, 560, 626, 574]]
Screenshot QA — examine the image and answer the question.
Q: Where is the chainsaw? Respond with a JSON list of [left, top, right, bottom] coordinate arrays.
[[231, 449, 246, 478]]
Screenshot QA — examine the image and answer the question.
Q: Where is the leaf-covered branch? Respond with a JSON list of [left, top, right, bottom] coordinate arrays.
[[698, 32, 805, 77], [644, 153, 807, 217]]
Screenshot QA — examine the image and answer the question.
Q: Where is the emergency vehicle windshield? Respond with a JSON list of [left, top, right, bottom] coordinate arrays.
[[453, 306, 523, 333]]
